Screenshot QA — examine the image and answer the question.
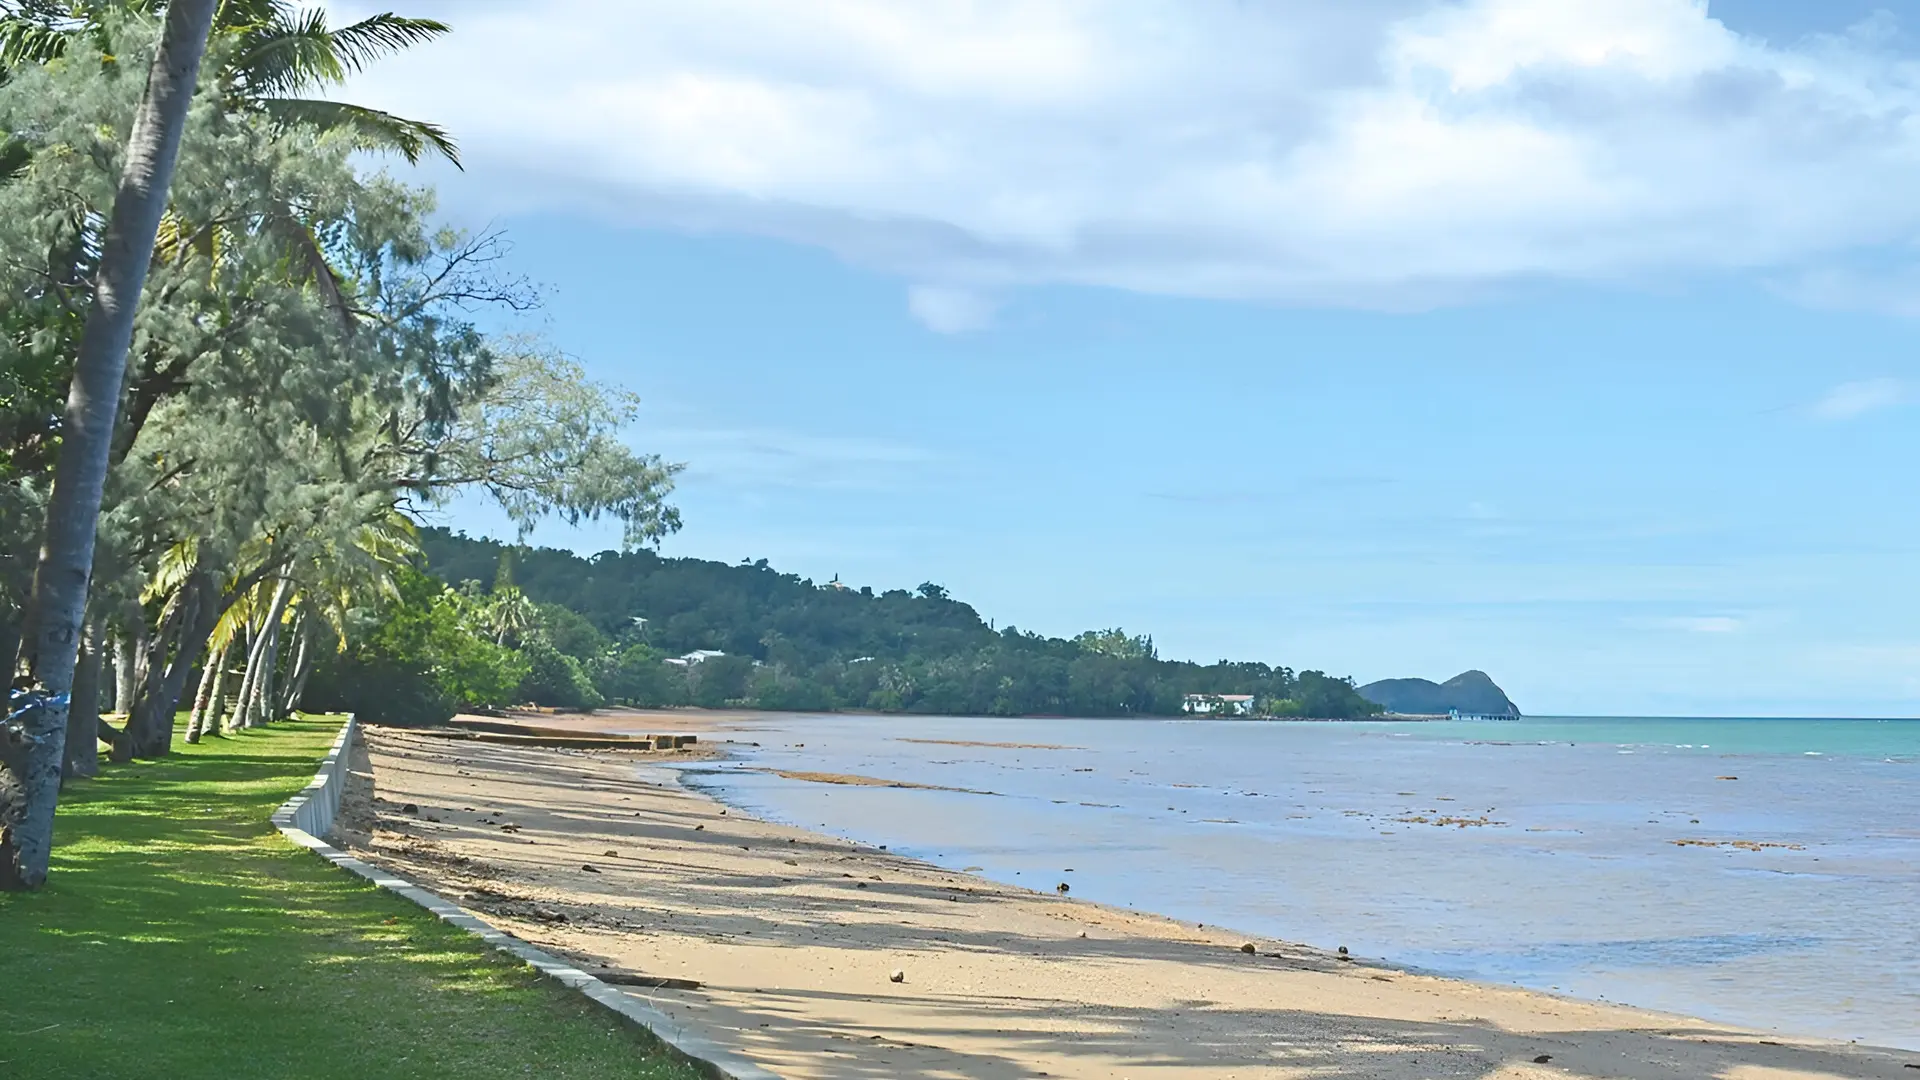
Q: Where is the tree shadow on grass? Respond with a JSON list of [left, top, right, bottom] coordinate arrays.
[[0, 719, 703, 1080]]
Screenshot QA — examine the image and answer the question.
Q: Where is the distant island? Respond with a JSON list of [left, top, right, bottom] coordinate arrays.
[[1357, 670, 1521, 718]]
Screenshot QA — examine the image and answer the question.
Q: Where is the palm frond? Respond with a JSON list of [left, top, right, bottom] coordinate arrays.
[[325, 12, 447, 75], [0, 15, 73, 70], [268, 208, 355, 332], [263, 96, 459, 167], [142, 537, 200, 604], [226, 5, 340, 98]]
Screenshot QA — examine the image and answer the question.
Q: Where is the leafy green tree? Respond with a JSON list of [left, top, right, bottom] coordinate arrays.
[[589, 643, 680, 707], [305, 568, 526, 724], [514, 637, 601, 711], [690, 654, 752, 709], [534, 601, 609, 662], [2, 0, 217, 891]]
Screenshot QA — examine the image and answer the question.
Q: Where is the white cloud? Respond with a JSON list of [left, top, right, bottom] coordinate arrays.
[[1811, 377, 1907, 420], [330, 0, 1920, 318], [906, 285, 997, 333]]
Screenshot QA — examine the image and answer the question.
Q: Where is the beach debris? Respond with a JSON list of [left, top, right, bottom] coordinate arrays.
[[856, 882, 869, 888], [1717, 776, 1738, 780], [694, 824, 704, 831], [533, 907, 569, 922], [720, 809, 726, 815], [1672, 839, 1804, 851], [1532, 1054, 1553, 1064], [1078, 931, 1088, 938], [499, 823, 521, 833], [582, 864, 600, 873], [888, 969, 906, 983], [1337, 946, 1351, 959], [605, 849, 619, 857], [401, 803, 419, 815], [1056, 882, 1070, 894], [1240, 943, 1257, 954], [1394, 814, 1504, 828], [601, 972, 703, 991]]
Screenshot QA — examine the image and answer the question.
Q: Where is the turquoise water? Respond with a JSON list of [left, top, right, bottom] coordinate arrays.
[[674, 713, 1920, 1049], [1394, 715, 1920, 759]]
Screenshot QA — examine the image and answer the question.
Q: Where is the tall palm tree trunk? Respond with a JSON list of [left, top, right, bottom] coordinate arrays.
[[124, 570, 221, 757], [0, 0, 219, 891], [253, 614, 283, 726], [112, 625, 141, 716], [228, 621, 268, 732], [62, 615, 107, 780], [209, 647, 234, 736], [232, 579, 291, 730], [278, 615, 312, 718], [184, 638, 228, 744]]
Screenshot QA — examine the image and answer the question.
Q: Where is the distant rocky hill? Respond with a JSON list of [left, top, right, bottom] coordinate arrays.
[[1356, 670, 1520, 717]]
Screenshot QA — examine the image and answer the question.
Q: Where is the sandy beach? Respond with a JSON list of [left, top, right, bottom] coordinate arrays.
[[332, 713, 1917, 1079]]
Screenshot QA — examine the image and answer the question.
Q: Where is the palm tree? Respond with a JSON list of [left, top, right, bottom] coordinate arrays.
[[2, 0, 459, 166], [1, 0, 218, 891], [486, 586, 537, 647]]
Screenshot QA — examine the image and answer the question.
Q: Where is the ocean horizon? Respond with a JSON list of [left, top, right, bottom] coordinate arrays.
[[668, 713, 1920, 1050]]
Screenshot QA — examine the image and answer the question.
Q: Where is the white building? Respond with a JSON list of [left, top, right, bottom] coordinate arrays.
[[1182, 693, 1256, 716], [663, 649, 728, 667]]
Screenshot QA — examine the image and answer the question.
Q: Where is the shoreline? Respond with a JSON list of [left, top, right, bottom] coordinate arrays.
[[335, 713, 1917, 1078]]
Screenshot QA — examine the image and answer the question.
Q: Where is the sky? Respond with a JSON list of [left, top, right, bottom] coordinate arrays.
[[323, 0, 1920, 717]]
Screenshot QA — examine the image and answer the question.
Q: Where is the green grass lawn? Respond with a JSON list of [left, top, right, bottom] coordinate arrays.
[[0, 717, 704, 1080]]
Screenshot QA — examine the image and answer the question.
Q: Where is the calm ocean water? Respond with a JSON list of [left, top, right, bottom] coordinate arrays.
[[667, 714, 1920, 1049]]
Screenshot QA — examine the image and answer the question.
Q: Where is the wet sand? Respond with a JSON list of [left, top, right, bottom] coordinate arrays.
[[333, 716, 1917, 1080]]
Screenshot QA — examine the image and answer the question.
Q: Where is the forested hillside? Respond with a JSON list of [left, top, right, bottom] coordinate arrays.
[[335, 527, 1379, 721]]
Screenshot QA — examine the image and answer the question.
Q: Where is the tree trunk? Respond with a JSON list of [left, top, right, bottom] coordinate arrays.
[[114, 591, 183, 762], [112, 626, 139, 716], [253, 613, 282, 726], [0, 610, 20, 685], [227, 623, 263, 732], [184, 638, 226, 744], [0, 0, 218, 890], [205, 642, 233, 737], [125, 572, 220, 758], [278, 615, 312, 718], [230, 579, 291, 731], [62, 616, 106, 780]]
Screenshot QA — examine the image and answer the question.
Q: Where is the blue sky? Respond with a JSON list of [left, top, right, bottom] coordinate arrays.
[[329, 1, 1920, 716]]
